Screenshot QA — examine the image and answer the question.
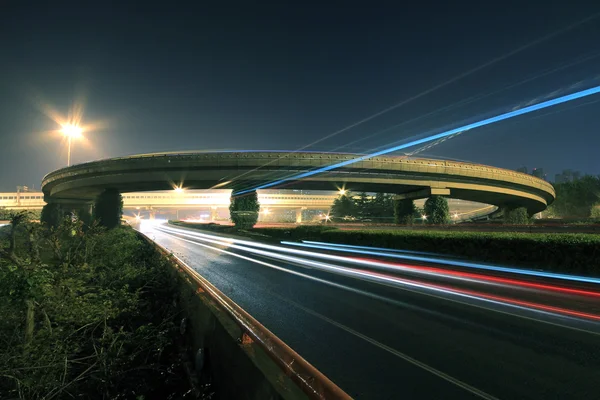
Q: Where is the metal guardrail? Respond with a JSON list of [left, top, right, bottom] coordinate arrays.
[[137, 231, 351, 400]]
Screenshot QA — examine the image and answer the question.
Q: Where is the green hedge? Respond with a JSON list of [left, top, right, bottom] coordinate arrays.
[[320, 230, 600, 275], [252, 225, 337, 240], [168, 222, 600, 275], [249, 227, 600, 276]]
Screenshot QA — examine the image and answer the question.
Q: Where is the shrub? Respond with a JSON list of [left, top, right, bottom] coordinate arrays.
[[75, 206, 93, 230], [424, 196, 449, 225], [591, 203, 600, 219], [239, 226, 600, 276], [0, 222, 191, 399], [40, 202, 62, 228], [394, 199, 416, 225], [230, 191, 260, 229], [504, 207, 530, 225], [313, 229, 600, 276], [331, 194, 356, 219], [93, 188, 123, 229]]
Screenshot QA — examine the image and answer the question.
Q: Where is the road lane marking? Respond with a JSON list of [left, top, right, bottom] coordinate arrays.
[[154, 226, 600, 337], [152, 228, 498, 399], [275, 294, 499, 400]]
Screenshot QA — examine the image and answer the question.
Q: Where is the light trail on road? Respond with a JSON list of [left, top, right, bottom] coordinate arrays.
[[287, 240, 600, 285], [155, 224, 600, 328], [141, 222, 600, 399]]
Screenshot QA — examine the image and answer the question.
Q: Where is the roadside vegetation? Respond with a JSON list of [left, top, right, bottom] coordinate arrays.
[[546, 175, 600, 219], [503, 207, 530, 225], [229, 191, 260, 229], [424, 196, 450, 225], [301, 229, 600, 275], [0, 191, 203, 399], [175, 221, 600, 276], [220, 183, 597, 229]]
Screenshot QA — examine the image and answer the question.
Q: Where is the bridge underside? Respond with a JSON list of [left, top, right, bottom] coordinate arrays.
[[41, 152, 555, 214]]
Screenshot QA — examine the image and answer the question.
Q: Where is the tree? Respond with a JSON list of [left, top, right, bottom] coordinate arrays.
[[229, 191, 260, 229], [331, 194, 356, 220], [371, 193, 394, 219], [394, 199, 416, 225], [424, 196, 450, 225], [549, 175, 600, 218], [591, 203, 600, 219], [503, 207, 530, 225], [0, 211, 42, 351], [94, 188, 123, 229], [355, 192, 371, 219], [76, 206, 93, 230], [40, 202, 63, 228]]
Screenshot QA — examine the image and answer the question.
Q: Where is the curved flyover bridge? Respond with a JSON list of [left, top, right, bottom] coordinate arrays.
[[42, 151, 555, 214]]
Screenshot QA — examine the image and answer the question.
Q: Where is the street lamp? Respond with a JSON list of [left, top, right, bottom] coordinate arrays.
[[338, 189, 347, 196], [61, 124, 82, 166]]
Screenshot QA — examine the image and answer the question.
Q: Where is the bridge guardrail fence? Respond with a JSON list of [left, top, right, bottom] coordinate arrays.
[[137, 230, 351, 400]]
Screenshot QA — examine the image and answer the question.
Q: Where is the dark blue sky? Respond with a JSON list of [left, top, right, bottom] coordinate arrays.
[[1, 1, 600, 190]]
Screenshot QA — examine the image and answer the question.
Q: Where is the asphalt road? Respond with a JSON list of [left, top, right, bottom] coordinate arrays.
[[140, 222, 600, 399]]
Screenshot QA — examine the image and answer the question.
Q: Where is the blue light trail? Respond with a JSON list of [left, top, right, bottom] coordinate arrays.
[[282, 240, 600, 285], [236, 85, 600, 194]]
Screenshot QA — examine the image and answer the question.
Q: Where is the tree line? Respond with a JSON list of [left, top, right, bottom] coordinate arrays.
[[547, 175, 600, 219], [331, 192, 452, 225]]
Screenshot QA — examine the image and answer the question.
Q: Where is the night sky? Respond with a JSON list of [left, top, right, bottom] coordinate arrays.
[[1, 1, 600, 191]]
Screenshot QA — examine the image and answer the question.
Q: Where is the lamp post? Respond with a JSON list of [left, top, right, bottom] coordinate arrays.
[[61, 124, 82, 166]]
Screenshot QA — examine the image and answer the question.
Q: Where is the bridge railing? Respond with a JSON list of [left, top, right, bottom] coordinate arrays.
[[41, 152, 554, 209], [138, 231, 351, 400]]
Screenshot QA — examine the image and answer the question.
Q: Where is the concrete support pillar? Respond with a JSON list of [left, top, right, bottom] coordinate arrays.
[[210, 206, 218, 222], [295, 208, 303, 224], [149, 210, 156, 220]]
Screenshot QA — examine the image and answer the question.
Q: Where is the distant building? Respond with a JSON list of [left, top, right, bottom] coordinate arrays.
[[531, 168, 546, 180], [516, 166, 528, 174], [554, 169, 582, 184]]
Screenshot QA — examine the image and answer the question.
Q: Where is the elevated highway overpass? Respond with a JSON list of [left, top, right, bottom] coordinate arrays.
[[41, 151, 555, 214], [1, 190, 493, 223], [0, 190, 336, 210]]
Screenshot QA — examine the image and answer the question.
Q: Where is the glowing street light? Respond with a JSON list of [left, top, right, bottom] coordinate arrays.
[[61, 124, 83, 166], [262, 208, 270, 215], [174, 186, 184, 193], [421, 214, 428, 221], [338, 189, 347, 196]]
